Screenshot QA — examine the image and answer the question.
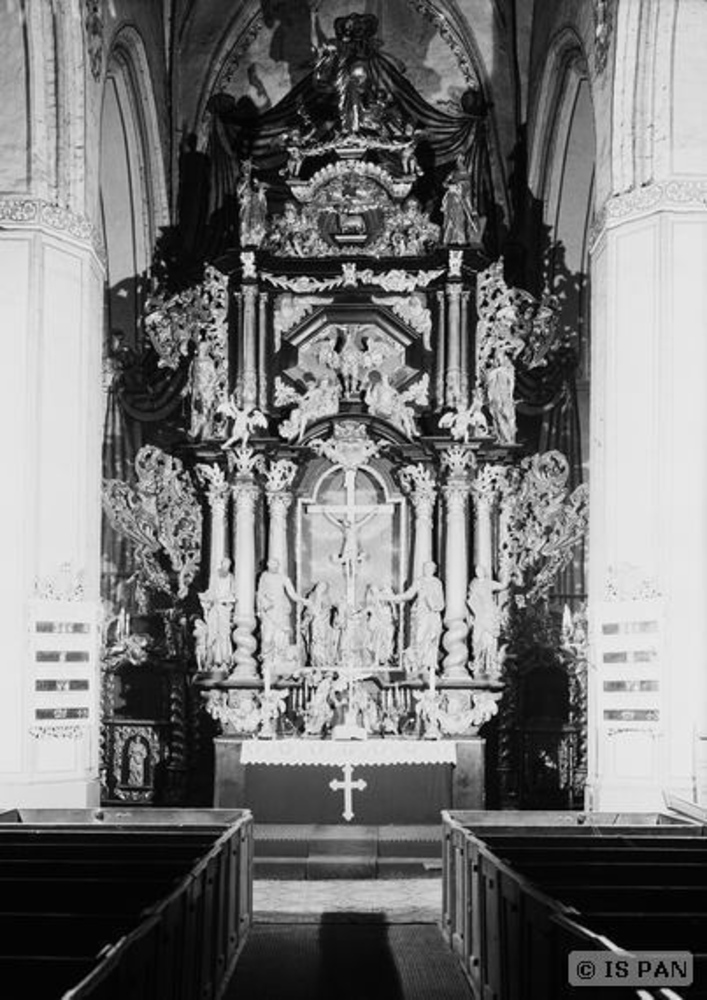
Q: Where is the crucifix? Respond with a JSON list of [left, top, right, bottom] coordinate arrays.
[[329, 763, 367, 822], [311, 467, 393, 612]]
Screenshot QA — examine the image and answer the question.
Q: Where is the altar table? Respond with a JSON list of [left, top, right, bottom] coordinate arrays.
[[214, 738, 485, 824]]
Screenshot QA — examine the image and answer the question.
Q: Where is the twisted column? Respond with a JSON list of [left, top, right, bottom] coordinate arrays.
[[231, 476, 259, 678], [441, 450, 473, 679]]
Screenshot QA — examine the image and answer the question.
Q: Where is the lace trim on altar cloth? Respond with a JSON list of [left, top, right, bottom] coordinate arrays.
[[240, 739, 458, 766]]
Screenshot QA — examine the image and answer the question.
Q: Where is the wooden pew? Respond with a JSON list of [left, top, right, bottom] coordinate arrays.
[[442, 809, 706, 1000], [0, 808, 253, 1000]]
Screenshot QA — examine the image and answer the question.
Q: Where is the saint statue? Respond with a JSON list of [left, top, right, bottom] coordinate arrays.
[[184, 338, 219, 440], [200, 557, 237, 669], [238, 160, 268, 246], [384, 561, 445, 675], [484, 328, 524, 444], [256, 558, 307, 664], [441, 155, 481, 245], [467, 565, 507, 678], [302, 581, 336, 669], [364, 584, 395, 667]]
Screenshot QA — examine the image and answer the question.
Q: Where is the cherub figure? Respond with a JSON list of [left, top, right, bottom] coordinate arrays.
[[439, 390, 489, 443], [218, 396, 268, 449]]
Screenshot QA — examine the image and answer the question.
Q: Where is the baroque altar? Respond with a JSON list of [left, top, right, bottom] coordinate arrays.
[[101, 13, 588, 819]]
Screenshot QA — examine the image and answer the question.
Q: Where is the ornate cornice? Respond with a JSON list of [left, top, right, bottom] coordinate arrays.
[[591, 179, 707, 247], [0, 197, 105, 263]]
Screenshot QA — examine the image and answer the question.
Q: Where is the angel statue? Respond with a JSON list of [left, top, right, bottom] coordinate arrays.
[[439, 389, 489, 443], [218, 395, 268, 449], [364, 372, 429, 439], [275, 374, 341, 442]]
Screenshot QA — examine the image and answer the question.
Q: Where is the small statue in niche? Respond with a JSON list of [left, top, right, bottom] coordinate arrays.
[[484, 324, 525, 444], [183, 337, 219, 440], [193, 616, 209, 671], [302, 581, 337, 669], [126, 737, 150, 787], [441, 154, 481, 245], [466, 565, 507, 678], [238, 159, 268, 246], [304, 675, 336, 736], [364, 584, 395, 667]]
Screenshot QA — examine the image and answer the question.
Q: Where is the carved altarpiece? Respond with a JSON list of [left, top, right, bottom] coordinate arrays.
[[100, 13, 588, 815]]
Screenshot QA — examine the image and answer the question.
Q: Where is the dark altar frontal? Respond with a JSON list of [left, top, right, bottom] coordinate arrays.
[[101, 12, 589, 815], [214, 733, 485, 825]]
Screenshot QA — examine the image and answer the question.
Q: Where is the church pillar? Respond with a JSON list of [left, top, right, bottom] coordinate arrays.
[[589, 188, 707, 810], [240, 285, 258, 410], [445, 282, 463, 408], [0, 216, 104, 808], [441, 450, 473, 679], [230, 476, 260, 679]]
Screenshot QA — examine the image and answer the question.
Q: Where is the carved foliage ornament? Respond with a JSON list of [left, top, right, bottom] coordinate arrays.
[[501, 451, 588, 604], [102, 446, 202, 606], [144, 266, 229, 441]]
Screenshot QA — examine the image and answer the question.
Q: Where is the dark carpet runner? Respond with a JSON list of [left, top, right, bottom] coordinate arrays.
[[224, 919, 472, 999]]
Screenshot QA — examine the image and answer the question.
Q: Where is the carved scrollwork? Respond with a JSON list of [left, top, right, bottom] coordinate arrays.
[[500, 450, 589, 604], [103, 445, 202, 607]]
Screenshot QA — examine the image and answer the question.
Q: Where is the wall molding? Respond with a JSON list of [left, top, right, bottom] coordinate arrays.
[[590, 178, 707, 248], [0, 196, 105, 263]]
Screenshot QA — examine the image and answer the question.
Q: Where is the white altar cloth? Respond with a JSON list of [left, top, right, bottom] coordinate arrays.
[[240, 739, 458, 767]]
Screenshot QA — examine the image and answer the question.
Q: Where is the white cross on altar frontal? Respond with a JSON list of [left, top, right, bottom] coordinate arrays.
[[329, 763, 367, 821]]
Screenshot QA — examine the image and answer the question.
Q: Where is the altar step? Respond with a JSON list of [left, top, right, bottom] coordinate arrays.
[[254, 824, 442, 880]]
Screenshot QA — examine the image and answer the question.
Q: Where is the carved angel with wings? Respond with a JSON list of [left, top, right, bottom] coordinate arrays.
[[439, 390, 489, 443], [217, 395, 268, 449]]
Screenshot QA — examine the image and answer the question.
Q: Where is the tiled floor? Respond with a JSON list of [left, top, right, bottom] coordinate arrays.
[[254, 876, 442, 923]]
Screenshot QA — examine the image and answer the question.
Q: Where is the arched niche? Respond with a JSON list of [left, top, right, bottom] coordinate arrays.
[[100, 28, 168, 347]]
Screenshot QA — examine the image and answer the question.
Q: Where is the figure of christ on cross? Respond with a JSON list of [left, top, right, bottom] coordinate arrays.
[[311, 467, 394, 637], [329, 763, 367, 822]]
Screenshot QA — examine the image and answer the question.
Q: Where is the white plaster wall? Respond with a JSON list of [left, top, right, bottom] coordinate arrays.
[[589, 208, 707, 809], [0, 231, 104, 808], [0, 237, 32, 774]]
